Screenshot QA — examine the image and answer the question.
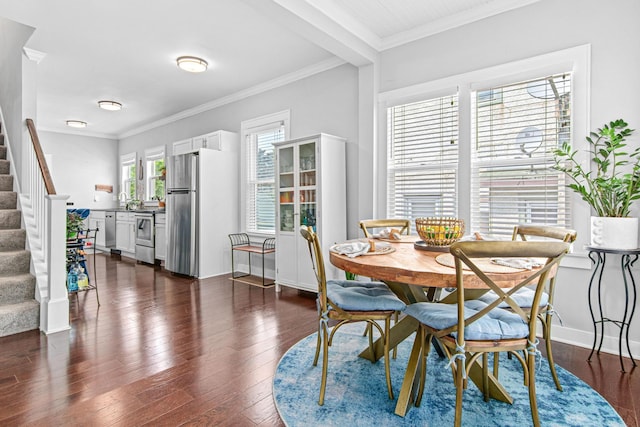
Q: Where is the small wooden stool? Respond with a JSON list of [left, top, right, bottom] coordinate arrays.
[[228, 233, 276, 288]]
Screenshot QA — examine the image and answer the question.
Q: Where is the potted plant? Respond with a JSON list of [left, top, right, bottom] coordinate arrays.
[[553, 119, 640, 249]]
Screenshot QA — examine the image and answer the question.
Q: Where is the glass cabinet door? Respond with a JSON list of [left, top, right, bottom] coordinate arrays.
[[298, 142, 316, 231], [278, 146, 295, 232]]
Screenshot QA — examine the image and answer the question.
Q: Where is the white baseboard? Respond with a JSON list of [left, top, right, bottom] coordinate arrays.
[[550, 324, 639, 360]]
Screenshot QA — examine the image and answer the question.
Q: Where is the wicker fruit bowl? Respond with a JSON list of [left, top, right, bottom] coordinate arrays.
[[415, 217, 465, 247]]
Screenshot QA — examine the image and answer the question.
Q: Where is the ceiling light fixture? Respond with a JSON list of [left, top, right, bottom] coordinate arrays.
[[98, 100, 122, 111], [66, 120, 87, 128], [176, 56, 208, 73]]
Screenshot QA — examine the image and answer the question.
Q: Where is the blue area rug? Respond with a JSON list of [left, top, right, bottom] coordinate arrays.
[[273, 323, 625, 426]]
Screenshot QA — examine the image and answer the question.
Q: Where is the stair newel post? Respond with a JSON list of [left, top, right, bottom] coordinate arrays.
[[41, 194, 70, 334]]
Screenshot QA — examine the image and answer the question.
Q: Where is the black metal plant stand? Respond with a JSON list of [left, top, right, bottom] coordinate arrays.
[[586, 246, 640, 371]]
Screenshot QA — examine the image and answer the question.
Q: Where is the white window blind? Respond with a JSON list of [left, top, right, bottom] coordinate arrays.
[[470, 73, 572, 236], [387, 94, 459, 226], [247, 125, 284, 232]]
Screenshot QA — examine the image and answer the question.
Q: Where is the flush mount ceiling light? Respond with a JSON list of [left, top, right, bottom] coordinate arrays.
[[66, 120, 87, 128], [98, 100, 122, 111], [176, 56, 208, 73]]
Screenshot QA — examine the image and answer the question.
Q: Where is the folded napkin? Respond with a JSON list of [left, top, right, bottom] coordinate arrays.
[[332, 241, 371, 258], [376, 228, 402, 240], [491, 257, 544, 270]]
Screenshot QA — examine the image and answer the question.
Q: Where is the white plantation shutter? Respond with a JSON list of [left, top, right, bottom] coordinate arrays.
[[387, 94, 459, 225], [470, 73, 572, 236], [247, 125, 284, 232]]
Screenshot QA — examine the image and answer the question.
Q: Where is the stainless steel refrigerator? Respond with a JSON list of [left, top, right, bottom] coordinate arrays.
[[166, 152, 199, 276]]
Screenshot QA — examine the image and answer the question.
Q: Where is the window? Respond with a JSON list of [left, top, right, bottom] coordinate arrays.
[[381, 45, 589, 240], [387, 94, 459, 226], [470, 74, 572, 236], [241, 111, 290, 234], [120, 153, 136, 203], [144, 146, 165, 203]]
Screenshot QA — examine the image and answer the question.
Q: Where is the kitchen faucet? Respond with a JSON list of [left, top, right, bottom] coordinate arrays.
[[118, 191, 130, 209]]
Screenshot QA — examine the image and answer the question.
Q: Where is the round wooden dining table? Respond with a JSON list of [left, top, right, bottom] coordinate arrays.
[[329, 238, 541, 417]]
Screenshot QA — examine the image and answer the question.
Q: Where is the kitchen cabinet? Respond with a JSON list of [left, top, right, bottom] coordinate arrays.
[[274, 133, 346, 293], [171, 130, 238, 155], [115, 212, 136, 255], [88, 211, 106, 250], [155, 213, 166, 261], [171, 138, 195, 156]]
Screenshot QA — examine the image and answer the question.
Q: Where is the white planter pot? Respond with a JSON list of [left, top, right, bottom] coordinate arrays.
[[590, 216, 639, 250]]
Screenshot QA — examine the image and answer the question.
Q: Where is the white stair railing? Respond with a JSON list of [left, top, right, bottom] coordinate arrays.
[[22, 118, 70, 334]]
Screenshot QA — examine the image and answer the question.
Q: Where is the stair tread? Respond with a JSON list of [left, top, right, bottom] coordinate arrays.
[[0, 272, 35, 281], [0, 300, 39, 312]]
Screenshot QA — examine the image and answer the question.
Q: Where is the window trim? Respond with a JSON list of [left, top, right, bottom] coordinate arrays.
[[144, 145, 166, 205], [240, 110, 291, 237], [119, 152, 137, 206], [378, 44, 591, 256]]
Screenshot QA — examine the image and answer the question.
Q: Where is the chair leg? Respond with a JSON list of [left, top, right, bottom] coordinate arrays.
[[454, 355, 464, 427], [492, 351, 499, 379], [313, 318, 322, 367], [383, 317, 394, 400], [368, 322, 375, 360], [528, 351, 541, 427], [543, 314, 563, 391], [482, 353, 490, 402], [318, 322, 330, 405], [393, 311, 399, 359], [415, 327, 430, 407]]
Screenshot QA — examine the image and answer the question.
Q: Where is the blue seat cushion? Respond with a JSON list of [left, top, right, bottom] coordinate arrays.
[[405, 299, 528, 340], [326, 280, 407, 312], [477, 287, 549, 309]]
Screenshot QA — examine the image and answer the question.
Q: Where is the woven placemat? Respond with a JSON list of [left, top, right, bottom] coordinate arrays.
[[435, 253, 526, 272]]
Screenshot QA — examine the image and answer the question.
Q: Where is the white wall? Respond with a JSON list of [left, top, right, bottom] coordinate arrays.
[[119, 63, 360, 232], [39, 131, 119, 209], [378, 0, 640, 354], [0, 16, 34, 183]]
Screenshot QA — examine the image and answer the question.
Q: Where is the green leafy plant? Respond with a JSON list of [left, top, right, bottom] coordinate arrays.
[[553, 119, 640, 217], [345, 271, 358, 280], [66, 212, 85, 238]]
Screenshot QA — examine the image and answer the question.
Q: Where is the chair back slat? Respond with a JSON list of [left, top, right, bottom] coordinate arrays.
[[359, 219, 410, 238], [512, 224, 577, 243]]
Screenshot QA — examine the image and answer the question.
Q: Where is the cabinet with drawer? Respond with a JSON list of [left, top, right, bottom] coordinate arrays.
[[115, 212, 136, 255]]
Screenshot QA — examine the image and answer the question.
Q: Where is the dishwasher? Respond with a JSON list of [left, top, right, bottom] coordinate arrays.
[[105, 211, 116, 248]]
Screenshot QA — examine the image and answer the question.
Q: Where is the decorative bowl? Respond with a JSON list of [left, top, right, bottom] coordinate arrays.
[[415, 217, 465, 247]]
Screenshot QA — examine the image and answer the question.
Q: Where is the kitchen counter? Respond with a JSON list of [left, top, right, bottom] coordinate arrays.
[[92, 208, 165, 214]]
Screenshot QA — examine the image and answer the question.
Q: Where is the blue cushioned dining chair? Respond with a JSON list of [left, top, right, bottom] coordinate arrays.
[[300, 227, 407, 405], [358, 218, 411, 357], [477, 225, 576, 390], [405, 240, 570, 427]]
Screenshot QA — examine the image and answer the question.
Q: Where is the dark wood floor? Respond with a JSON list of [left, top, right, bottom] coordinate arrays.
[[0, 253, 637, 426]]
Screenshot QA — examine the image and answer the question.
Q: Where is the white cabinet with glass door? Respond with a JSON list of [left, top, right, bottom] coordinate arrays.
[[274, 134, 346, 293]]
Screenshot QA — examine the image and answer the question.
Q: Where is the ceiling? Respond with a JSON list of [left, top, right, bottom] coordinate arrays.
[[0, 0, 537, 139]]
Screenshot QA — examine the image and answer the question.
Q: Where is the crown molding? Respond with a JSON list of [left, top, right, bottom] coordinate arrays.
[[119, 56, 346, 139], [381, 0, 541, 51], [23, 47, 46, 64], [38, 126, 118, 140]]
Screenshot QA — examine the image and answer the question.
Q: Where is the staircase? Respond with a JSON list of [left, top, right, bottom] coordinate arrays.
[[0, 122, 39, 336]]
